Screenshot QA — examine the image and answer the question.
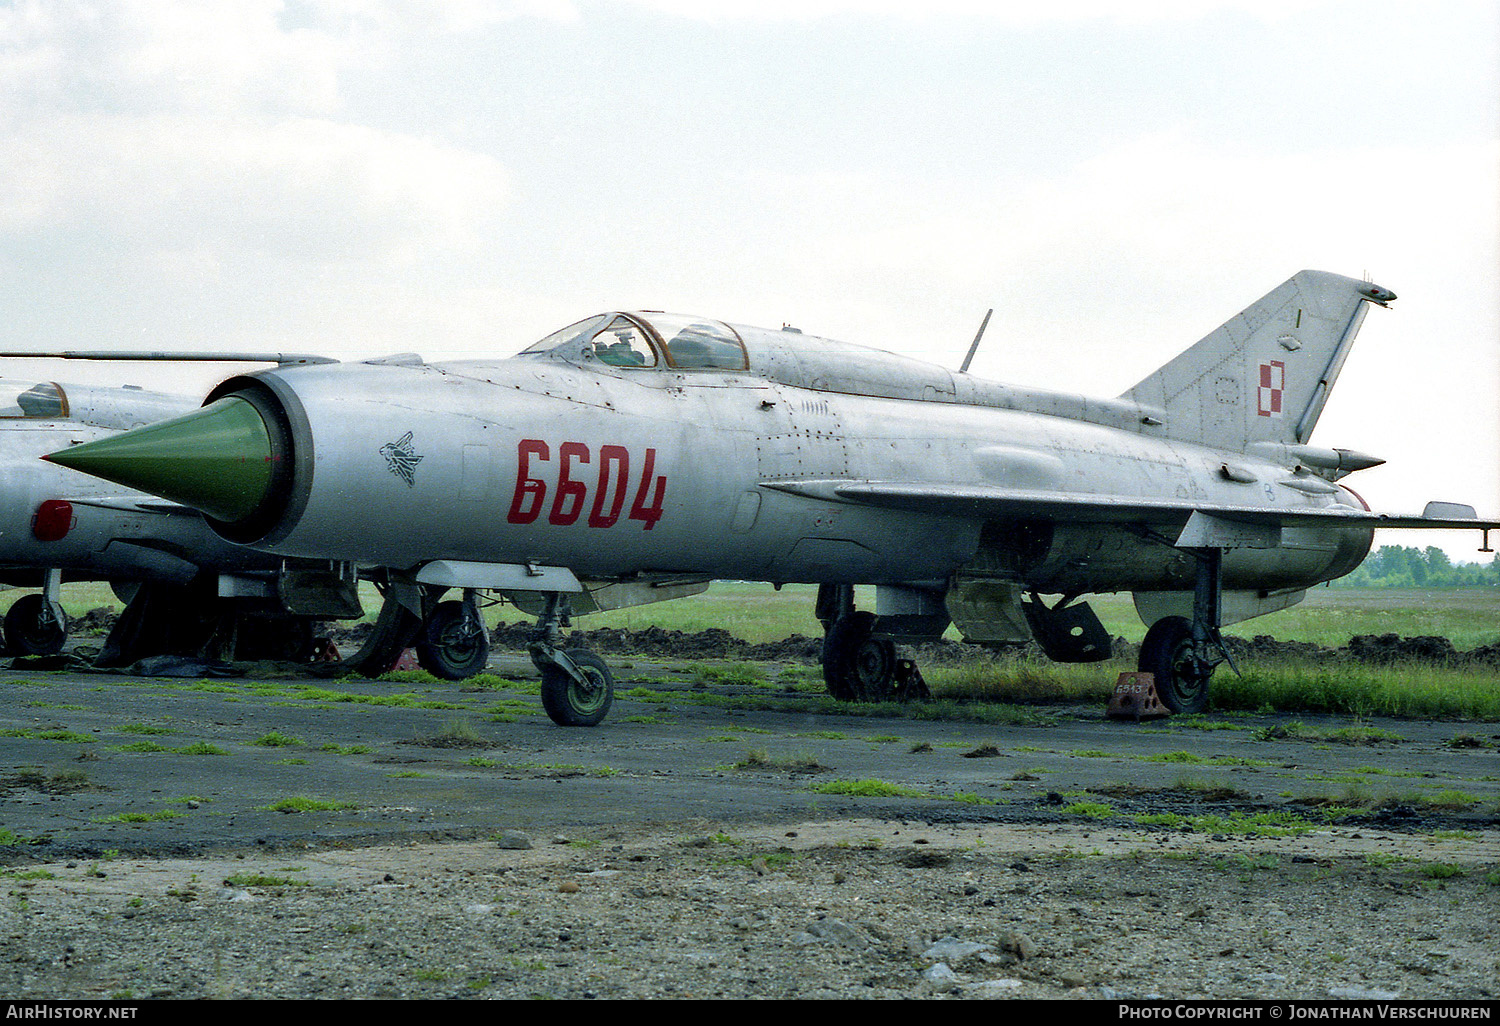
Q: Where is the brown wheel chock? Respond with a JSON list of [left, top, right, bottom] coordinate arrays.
[[1107, 671, 1170, 720]]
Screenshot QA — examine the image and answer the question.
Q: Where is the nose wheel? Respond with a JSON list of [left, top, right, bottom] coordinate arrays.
[[529, 592, 614, 726], [538, 648, 615, 727]]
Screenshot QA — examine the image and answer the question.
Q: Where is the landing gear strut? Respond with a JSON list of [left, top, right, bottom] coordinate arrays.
[[1138, 547, 1235, 714], [530, 593, 614, 727]]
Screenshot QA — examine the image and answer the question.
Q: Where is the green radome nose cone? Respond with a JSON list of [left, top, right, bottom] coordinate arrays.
[[46, 396, 276, 524]]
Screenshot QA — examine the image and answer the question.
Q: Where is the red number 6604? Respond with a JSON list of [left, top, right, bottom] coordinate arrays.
[[506, 439, 667, 531]]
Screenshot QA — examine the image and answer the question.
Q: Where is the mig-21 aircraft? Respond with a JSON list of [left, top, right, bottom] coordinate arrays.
[[39, 271, 1499, 723]]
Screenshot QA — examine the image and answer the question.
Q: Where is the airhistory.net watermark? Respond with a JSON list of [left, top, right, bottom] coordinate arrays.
[[5, 1007, 137, 1020]]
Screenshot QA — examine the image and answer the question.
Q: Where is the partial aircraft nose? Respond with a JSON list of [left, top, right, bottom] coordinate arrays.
[[44, 394, 285, 528]]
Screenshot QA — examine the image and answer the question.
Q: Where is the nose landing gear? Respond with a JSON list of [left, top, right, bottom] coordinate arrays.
[[529, 592, 614, 727]]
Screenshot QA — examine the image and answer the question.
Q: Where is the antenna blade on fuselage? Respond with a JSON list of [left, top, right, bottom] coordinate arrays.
[[959, 309, 993, 374]]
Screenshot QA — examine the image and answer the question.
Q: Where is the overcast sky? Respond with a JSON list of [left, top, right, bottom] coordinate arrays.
[[1, 0, 1496, 556]]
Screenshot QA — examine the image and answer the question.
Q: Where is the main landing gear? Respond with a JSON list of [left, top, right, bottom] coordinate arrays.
[[6, 592, 69, 656], [823, 610, 895, 701], [4, 570, 69, 657], [1137, 547, 1236, 714], [415, 594, 490, 680], [816, 584, 927, 703]]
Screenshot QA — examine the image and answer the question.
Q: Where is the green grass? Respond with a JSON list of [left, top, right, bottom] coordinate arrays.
[[1254, 721, 1405, 744], [25, 572, 1500, 645], [262, 797, 359, 813], [23, 581, 1499, 722], [922, 653, 1500, 720], [223, 873, 309, 888], [493, 583, 837, 643], [1230, 587, 1500, 651], [174, 742, 229, 755], [734, 749, 826, 772], [811, 778, 925, 798], [1133, 810, 1318, 836], [1214, 663, 1500, 719], [91, 810, 185, 823], [688, 662, 767, 686], [483, 583, 1500, 652], [253, 731, 305, 747], [1, 728, 94, 744], [113, 741, 171, 753]]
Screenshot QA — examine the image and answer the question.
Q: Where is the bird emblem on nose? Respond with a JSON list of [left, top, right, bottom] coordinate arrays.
[[379, 432, 423, 487]]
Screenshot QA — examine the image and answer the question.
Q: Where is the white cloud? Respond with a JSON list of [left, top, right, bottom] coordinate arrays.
[[700, 135, 1498, 373], [615, 0, 1315, 25], [0, 0, 348, 117], [0, 1, 577, 119], [0, 114, 511, 267], [0, 2, 519, 272]]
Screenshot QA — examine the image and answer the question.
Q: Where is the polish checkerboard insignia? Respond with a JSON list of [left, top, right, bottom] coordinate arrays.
[[379, 431, 424, 487], [1257, 360, 1285, 418]]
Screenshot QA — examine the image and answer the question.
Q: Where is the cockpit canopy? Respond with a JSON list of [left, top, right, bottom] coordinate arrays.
[[509, 309, 1156, 435], [519, 313, 749, 371], [1, 382, 68, 419]]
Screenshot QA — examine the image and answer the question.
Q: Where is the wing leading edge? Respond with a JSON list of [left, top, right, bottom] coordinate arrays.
[[760, 480, 1500, 546]]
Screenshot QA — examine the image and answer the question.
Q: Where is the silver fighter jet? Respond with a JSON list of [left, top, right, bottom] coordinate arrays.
[[42, 271, 1498, 721]]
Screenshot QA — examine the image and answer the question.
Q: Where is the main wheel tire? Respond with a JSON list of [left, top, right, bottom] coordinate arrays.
[[1139, 615, 1211, 714], [416, 600, 490, 680], [822, 611, 896, 702], [540, 648, 614, 727], [5, 594, 67, 657], [821, 623, 855, 700]]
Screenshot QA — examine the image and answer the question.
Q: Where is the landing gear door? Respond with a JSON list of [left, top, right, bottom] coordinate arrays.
[[1021, 596, 1114, 663], [945, 580, 1031, 645]]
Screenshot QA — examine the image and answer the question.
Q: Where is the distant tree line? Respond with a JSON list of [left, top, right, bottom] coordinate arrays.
[[1334, 545, 1500, 588]]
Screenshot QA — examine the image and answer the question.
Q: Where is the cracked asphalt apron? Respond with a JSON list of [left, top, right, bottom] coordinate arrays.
[[2, 652, 1497, 863]]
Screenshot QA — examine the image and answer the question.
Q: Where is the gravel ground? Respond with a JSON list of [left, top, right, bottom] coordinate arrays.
[[3, 817, 1496, 1000], [3, 631, 1497, 1002]]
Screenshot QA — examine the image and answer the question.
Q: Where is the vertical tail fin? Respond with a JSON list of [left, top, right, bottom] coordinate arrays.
[[1121, 271, 1395, 451]]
